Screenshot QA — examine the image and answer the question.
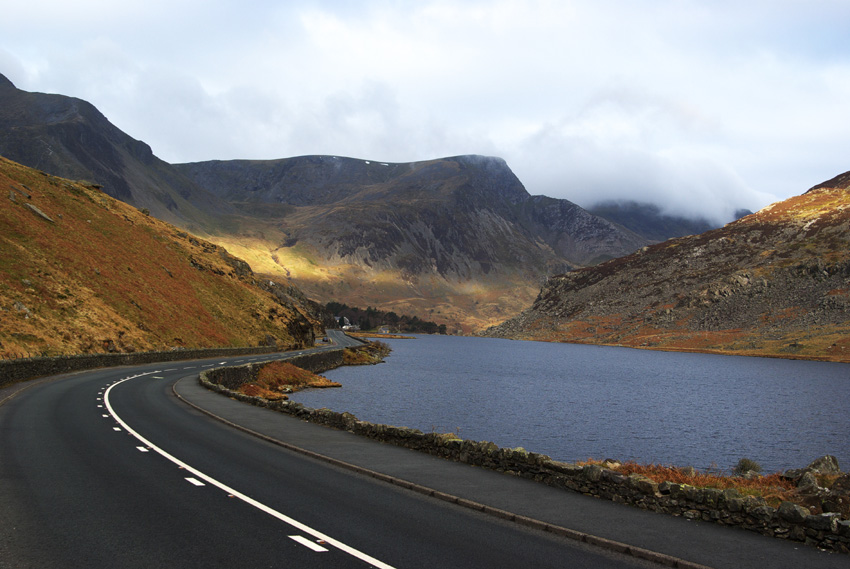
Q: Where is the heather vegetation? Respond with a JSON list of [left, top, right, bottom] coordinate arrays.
[[580, 460, 796, 506], [579, 457, 849, 514]]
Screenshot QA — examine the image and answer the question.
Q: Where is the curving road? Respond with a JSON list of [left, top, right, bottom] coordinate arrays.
[[0, 343, 657, 568]]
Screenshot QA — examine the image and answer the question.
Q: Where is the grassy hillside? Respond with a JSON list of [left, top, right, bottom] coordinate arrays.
[[488, 171, 850, 362], [0, 157, 323, 357]]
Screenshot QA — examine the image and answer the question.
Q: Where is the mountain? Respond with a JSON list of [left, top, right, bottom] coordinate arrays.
[[0, 74, 651, 332], [175, 155, 651, 330], [0, 74, 231, 233], [0, 156, 326, 357], [487, 171, 850, 361], [588, 201, 751, 242]]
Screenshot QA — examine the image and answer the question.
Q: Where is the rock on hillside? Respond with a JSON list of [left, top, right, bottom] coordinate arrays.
[[0, 73, 231, 232], [0, 156, 325, 357], [487, 170, 850, 361]]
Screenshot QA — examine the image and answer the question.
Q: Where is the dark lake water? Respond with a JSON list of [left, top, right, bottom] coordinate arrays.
[[290, 335, 850, 473]]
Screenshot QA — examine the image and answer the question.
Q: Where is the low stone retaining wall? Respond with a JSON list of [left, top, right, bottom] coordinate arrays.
[[200, 350, 345, 391], [0, 345, 286, 388], [200, 363, 849, 555]]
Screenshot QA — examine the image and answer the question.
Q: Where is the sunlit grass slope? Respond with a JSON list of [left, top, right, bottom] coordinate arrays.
[[0, 157, 320, 357]]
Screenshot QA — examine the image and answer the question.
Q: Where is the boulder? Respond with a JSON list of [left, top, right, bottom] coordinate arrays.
[[784, 455, 843, 483], [806, 513, 840, 532], [807, 455, 841, 475]]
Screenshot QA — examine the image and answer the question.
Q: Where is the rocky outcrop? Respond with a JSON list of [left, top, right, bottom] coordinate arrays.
[[783, 456, 850, 519]]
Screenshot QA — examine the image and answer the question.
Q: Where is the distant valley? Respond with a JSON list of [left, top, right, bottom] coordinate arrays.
[[173, 155, 654, 331], [2, 73, 690, 332], [8, 72, 847, 362]]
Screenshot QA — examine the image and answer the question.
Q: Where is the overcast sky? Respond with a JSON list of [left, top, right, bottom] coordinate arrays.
[[3, 1, 849, 223]]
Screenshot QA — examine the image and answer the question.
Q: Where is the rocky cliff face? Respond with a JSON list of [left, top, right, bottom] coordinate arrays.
[[175, 154, 651, 331], [487, 170, 850, 361], [177, 154, 649, 273]]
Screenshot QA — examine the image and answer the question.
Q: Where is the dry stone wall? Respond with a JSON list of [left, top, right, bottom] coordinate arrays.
[[0, 345, 283, 388], [201, 363, 850, 554]]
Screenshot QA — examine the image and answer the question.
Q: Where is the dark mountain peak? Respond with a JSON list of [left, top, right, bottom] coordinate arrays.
[[0, 79, 232, 227], [589, 200, 717, 242], [175, 153, 531, 208], [446, 155, 529, 205], [451, 154, 507, 169], [0, 73, 15, 92]]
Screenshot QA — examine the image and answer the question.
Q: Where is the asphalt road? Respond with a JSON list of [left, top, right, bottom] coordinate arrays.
[[0, 346, 660, 568]]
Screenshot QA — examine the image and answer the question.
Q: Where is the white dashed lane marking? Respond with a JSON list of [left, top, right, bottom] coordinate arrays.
[[289, 535, 329, 552]]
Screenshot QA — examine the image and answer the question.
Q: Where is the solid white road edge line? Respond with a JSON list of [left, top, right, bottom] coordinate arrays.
[[104, 372, 396, 569]]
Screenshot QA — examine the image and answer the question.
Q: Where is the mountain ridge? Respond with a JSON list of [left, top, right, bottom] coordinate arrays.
[[0, 74, 232, 232], [175, 154, 651, 330]]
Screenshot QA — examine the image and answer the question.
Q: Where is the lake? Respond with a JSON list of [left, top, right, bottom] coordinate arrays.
[[290, 335, 850, 473]]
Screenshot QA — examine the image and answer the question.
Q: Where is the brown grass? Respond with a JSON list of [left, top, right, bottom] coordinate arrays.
[[579, 459, 797, 506], [237, 360, 340, 400], [0, 157, 319, 357]]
